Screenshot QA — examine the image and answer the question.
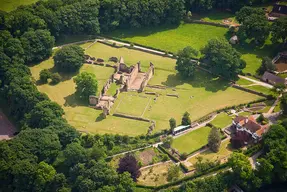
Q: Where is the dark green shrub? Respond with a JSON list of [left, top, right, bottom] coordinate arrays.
[[51, 73, 61, 84], [39, 69, 51, 83]]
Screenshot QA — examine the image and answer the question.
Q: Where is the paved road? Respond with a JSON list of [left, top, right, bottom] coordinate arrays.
[[238, 75, 273, 88], [267, 94, 282, 114], [249, 150, 263, 169]]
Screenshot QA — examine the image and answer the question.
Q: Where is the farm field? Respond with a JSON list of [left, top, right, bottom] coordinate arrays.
[[0, 0, 37, 12], [172, 126, 211, 154], [137, 162, 184, 186], [31, 42, 263, 135], [186, 139, 233, 168], [210, 113, 233, 129]]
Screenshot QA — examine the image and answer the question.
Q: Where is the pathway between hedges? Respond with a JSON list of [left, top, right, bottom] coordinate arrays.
[[238, 75, 273, 89]]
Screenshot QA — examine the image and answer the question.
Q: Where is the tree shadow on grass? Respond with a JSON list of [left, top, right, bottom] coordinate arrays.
[[96, 113, 105, 122], [64, 93, 87, 107], [162, 70, 230, 92], [48, 65, 80, 82]]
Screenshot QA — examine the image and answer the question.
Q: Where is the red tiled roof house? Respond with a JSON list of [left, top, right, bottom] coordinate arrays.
[[230, 116, 269, 148]]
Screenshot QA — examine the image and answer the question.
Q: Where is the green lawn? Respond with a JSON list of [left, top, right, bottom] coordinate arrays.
[[110, 23, 228, 55], [236, 78, 254, 85], [29, 54, 150, 136], [0, 0, 37, 11], [114, 93, 151, 117], [187, 139, 233, 167], [86, 42, 262, 132], [172, 126, 211, 154], [210, 113, 233, 129], [247, 85, 271, 95], [30, 42, 263, 135]]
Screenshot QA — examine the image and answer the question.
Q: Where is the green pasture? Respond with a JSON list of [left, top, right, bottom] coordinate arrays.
[[110, 23, 228, 55], [172, 126, 211, 154], [0, 0, 37, 12]]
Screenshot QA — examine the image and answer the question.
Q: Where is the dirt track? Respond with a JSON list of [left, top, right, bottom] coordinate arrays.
[[0, 110, 16, 140]]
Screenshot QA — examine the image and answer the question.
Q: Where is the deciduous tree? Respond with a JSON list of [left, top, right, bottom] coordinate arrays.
[[201, 38, 245, 79], [74, 72, 98, 101], [169, 118, 176, 132], [182, 111, 191, 125], [176, 46, 198, 79], [54, 45, 85, 73], [117, 154, 141, 181], [208, 127, 221, 152], [257, 57, 276, 75], [271, 16, 287, 45]]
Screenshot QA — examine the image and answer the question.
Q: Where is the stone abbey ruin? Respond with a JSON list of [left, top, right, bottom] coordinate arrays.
[[87, 55, 155, 117]]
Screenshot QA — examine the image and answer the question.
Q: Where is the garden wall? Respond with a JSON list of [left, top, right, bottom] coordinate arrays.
[[232, 84, 268, 97]]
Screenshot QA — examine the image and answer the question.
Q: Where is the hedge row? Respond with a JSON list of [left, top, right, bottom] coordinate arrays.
[[158, 145, 180, 162]]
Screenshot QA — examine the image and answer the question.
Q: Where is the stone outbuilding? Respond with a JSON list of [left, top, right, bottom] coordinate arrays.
[[261, 71, 286, 85]]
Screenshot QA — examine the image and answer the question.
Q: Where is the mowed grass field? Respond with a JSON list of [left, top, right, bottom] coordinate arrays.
[[30, 42, 263, 135], [86, 43, 262, 132], [172, 126, 211, 154], [0, 0, 37, 12], [110, 23, 228, 55], [29, 44, 150, 136], [110, 23, 279, 75]]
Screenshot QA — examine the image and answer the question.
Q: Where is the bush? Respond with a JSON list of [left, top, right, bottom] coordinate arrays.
[[51, 73, 61, 84], [39, 69, 51, 83], [53, 45, 85, 73], [180, 153, 188, 160], [130, 43, 134, 47]]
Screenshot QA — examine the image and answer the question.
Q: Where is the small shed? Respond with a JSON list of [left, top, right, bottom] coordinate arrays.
[[261, 71, 285, 85], [229, 35, 239, 44]]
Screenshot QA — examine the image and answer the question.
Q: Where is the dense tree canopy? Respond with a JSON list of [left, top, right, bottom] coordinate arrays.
[[54, 45, 85, 73], [74, 72, 98, 101], [201, 38, 245, 79], [176, 46, 199, 79], [271, 16, 287, 45], [20, 29, 55, 63], [257, 57, 276, 75]]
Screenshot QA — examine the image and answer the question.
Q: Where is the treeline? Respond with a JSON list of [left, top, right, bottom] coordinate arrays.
[[0, 0, 185, 40]]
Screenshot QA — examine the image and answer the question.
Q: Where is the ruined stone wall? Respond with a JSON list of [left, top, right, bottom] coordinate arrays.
[[139, 63, 154, 91], [127, 62, 140, 87]]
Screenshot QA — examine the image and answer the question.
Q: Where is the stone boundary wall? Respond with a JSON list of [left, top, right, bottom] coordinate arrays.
[[232, 84, 268, 97], [185, 19, 232, 28], [113, 113, 151, 122]]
